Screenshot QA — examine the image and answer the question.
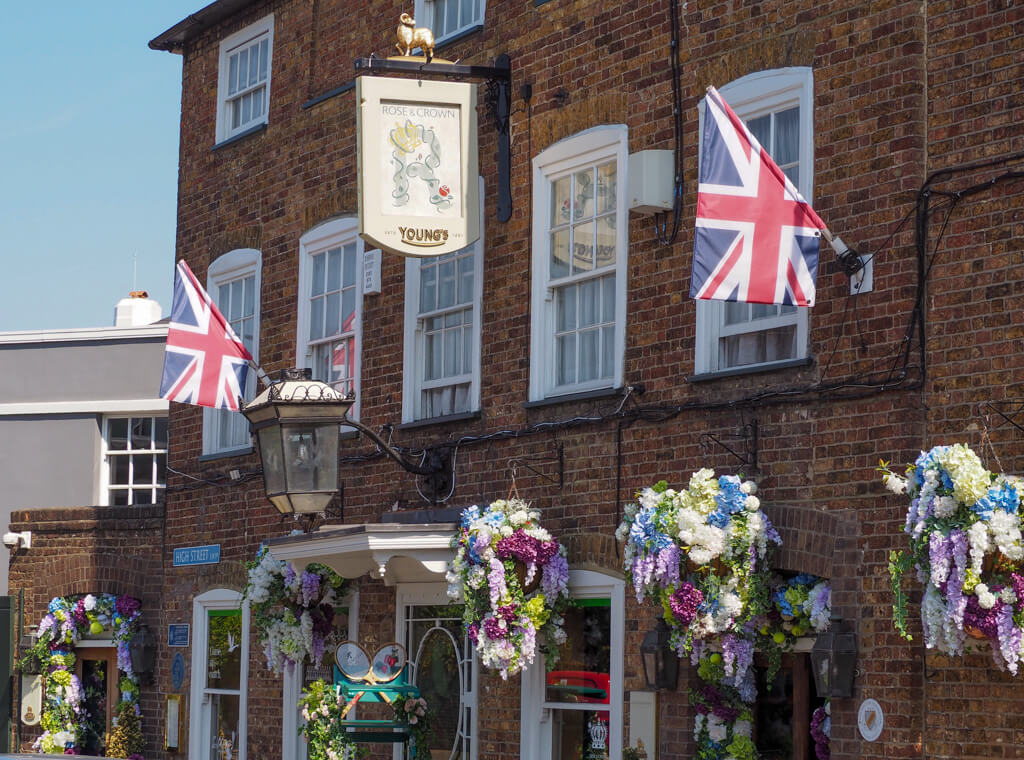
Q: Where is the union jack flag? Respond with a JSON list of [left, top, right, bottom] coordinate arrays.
[[691, 86, 826, 307], [160, 260, 253, 411]]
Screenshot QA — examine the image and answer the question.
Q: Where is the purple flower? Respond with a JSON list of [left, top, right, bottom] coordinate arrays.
[[115, 596, 141, 618], [72, 599, 87, 626], [668, 583, 703, 626], [467, 623, 479, 644], [496, 530, 539, 563], [483, 616, 506, 640], [300, 571, 321, 607], [655, 544, 681, 589], [541, 553, 569, 604], [964, 596, 1001, 639]]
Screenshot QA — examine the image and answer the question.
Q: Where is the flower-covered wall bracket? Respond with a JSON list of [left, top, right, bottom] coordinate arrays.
[[882, 444, 1024, 674], [24, 593, 145, 756]]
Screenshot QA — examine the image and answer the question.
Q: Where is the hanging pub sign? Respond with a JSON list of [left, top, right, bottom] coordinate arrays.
[[357, 75, 479, 257]]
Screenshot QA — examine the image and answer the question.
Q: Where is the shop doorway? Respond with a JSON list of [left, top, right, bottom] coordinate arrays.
[[75, 647, 119, 755]]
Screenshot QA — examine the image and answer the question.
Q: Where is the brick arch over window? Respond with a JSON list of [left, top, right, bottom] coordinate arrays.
[[768, 504, 858, 615], [561, 532, 624, 577]]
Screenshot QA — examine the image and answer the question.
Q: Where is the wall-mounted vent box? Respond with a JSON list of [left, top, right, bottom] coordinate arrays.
[[627, 150, 674, 215]]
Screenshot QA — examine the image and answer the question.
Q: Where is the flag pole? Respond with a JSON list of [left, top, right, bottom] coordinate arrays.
[[249, 360, 273, 390]]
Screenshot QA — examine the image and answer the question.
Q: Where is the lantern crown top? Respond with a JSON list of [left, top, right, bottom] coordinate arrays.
[[251, 368, 353, 406]]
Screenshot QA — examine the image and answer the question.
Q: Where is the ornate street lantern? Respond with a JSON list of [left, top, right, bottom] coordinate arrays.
[[242, 369, 352, 515], [810, 617, 857, 698], [640, 618, 679, 691]]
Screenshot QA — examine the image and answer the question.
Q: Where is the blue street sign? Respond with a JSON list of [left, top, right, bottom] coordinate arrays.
[[173, 544, 221, 566], [168, 624, 190, 647]]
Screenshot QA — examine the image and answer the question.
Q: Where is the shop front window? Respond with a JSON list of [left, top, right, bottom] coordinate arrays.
[[755, 653, 824, 759]]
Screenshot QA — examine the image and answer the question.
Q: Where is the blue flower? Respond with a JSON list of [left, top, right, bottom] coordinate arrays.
[[460, 505, 480, 529], [707, 509, 731, 529], [715, 475, 747, 515]]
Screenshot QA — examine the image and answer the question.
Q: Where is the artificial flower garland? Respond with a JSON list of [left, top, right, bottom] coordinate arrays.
[[447, 498, 571, 678], [23, 593, 144, 756], [811, 701, 831, 760], [881, 444, 1024, 673], [298, 679, 432, 760], [243, 547, 347, 674]]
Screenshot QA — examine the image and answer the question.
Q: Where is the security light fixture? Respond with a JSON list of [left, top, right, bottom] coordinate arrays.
[[640, 617, 679, 691]]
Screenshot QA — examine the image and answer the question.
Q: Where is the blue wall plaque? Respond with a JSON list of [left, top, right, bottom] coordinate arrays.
[[171, 653, 186, 691], [173, 544, 221, 566], [168, 624, 190, 647]]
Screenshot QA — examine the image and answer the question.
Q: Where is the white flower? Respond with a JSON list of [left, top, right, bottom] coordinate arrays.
[[883, 471, 908, 494], [967, 521, 990, 573], [933, 496, 957, 518], [733, 720, 752, 738], [83, 594, 97, 611], [707, 715, 728, 743], [510, 510, 529, 526], [741, 481, 756, 495], [499, 525, 514, 537], [744, 495, 760, 511], [1000, 587, 1018, 605], [975, 584, 997, 609]]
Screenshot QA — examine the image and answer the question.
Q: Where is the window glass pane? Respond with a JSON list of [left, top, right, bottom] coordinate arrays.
[[108, 418, 128, 450], [551, 230, 570, 280], [556, 285, 577, 333], [774, 107, 800, 166], [207, 611, 243, 690], [156, 454, 167, 485], [573, 222, 594, 274], [341, 289, 355, 333], [209, 693, 241, 760], [751, 304, 776, 321], [327, 247, 342, 292], [556, 334, 576, 386], [111, 455, 130, 486], [111, 490, 129, 506], [425, 332, 442, 381], [131, 455, 152, 486], [747, 114, 771, 147], [444, 328, 459, 377], [258, 38, 269, 80], [596, 162, 616, 215], [595, 215, 616, 269], [458, 253, 474, 304], [461, 0, 475, 25], [420, 262, 437, 313], [237, 48, 249, 89], [325, 292, 340, 337], [228, 55, 239, 96], [573, 168, 594, 220], [580, 279, 601, 328], [551, 175, 571, 228], [601, 275, 615, 323], [309, 297, 324, 341], [243, 275, 255, 318], [579, 329, 599, 382], [546, 601, 611, 703], [231, 279, 245, 321], [312, 253, 326, 296], [231, 99, 242, 130], [724, 301, 749, 326], [463, 322, 472, 374], [602, 325, 615, 379], [247, 42, 259, 87], [343, 244, 357, 287], [438, 258, 456, 308], [134, 489, 154, 506], [154, 418, 168, 448]]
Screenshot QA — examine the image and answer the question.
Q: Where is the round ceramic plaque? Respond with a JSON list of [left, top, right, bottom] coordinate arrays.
[[371, 642, 407, 682], [335, 641, 371, 680], [858, 698, 884, 741]]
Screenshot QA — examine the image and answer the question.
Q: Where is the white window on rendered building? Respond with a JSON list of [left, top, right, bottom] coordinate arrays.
[[414, 0, 485, 43], [402, 178, 484, 422], [216, 15, 273, 143], [202, 249, 261, 456], [694, 68, 814, 376], [530, 126, 628, 401], [102, 415, 167, 505]]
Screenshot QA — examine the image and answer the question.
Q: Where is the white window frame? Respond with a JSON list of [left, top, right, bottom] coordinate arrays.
[[520, 569, 625, 760], [413, 0, 485, 44], [216, 15, 274, 143], [282, 590, 360, 760], [189, 588, 250, 760], [530, 125, 628, 401], [694, 67, 814, 376], [393, 583, 478, 760], [402, 177, 484, 423], [296, 218, 365, 420], [100, 414, 167, 506], [202, 249, 261, 456]]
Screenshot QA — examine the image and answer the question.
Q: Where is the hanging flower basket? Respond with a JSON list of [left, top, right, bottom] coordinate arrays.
[[447, 498, 571, 679], [616, 470, 781, 656], [881, 444, 1024, 674], [243, 547, 348, 674]]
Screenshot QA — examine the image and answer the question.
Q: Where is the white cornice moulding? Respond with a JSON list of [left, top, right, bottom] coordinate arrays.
[[0, 399, 170, 416], [0, 324, 168, 345]]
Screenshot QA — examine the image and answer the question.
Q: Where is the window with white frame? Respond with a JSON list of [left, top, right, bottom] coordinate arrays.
[[414, 0, 484, 43], [216, 15, 273, 143], [296, 219, 364, 415], [694, 67, 814, 376], [395, 585, 477, 760], [189, 589, 249, 760], [530, 126, 628, 401], [403, 179, 484, 422], [203, 249, 261, 455], [282, 592, 358, 760], [103, 415, 167, 505], [520, 570, 625, 760]]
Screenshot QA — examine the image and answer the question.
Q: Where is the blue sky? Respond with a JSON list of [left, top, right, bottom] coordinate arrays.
[[0, 2, 203, 331]]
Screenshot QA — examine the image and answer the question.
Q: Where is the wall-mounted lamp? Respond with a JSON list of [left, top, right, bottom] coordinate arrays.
[[242, 369, 445, 514], [810, 616, 857, 698], [640, 618, 679, 691], [129, 624, 157, 684]]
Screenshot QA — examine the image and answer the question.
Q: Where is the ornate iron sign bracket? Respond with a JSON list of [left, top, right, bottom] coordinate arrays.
[[354, 54, 513, 222]]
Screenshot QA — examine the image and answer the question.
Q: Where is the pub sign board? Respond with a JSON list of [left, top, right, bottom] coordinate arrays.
[[357, 75, 479, 257]]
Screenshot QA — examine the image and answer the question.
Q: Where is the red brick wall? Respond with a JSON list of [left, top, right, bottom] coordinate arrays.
[[14, 0, 1022, 756]]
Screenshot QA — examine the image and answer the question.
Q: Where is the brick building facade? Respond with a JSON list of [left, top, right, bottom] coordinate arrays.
[[11, 0, 1024, 757]]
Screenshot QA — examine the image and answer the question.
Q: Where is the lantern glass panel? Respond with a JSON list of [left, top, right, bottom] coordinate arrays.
[[257, 426, 286, 496]]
